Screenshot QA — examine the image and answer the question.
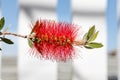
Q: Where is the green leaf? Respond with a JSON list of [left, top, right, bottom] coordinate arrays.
[[84, 45, 93, 49], [1, 37, 14, 44], [88, 31, 99, 42], [28, 39, 33, 48], [0, 17, 5, 30], [83, 32, 88, 41], [87, 25, 95, 40], [0, 48, 2, 51], [87, 42, 103, 48], [3, 27, 9, 32]]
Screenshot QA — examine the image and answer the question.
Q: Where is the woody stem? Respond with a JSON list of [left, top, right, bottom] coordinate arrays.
[[0, 32, 28, 38], [73, 41, 85, 46]]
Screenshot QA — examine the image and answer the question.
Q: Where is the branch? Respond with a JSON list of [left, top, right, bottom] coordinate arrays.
[[73, 41, 84, 46], [0, 32, 28, 38]]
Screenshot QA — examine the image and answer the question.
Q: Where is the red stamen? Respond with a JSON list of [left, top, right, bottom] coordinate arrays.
[[30, 19, 80, 61]]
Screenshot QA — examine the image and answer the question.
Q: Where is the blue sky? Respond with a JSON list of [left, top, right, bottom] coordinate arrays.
[[1, 0, 18, 32], [0, 0, 118, 56], [1, 0, 18, 56], [107, 0, 117, 52], [57, 0, 71, 23]]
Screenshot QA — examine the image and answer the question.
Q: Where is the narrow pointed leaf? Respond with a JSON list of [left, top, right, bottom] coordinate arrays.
[[87, 25, 95, 40], [84, 45, 93, 49], [28, 39, 33, 48], [88, 42, 103, 48], [3, 27, 9, 32], [0, 17, 5, 30], [83, 32, 88, 41], [1, 37, 14, 44], [88, 31, 99, 42]]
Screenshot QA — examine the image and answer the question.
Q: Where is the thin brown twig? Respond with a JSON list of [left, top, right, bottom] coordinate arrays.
[[0, 32, 28, 38], [73, 41, 84, 46]]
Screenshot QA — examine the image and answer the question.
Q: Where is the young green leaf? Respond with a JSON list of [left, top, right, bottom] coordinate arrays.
[[0, 17, 5, 30], [87, 42, 103, 48], [84, 45, 93, 49], [1, 37, 14, 44], [87, 25, 95, 40], [28, 39, 33, 48], [3, 27, 9, 32], [88, 31, 99, 42], [83, 32, 88, 42]]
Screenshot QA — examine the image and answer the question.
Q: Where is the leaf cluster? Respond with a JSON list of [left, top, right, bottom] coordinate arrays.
[[0, 17, 14, 50], [82, 25, 103, 49]]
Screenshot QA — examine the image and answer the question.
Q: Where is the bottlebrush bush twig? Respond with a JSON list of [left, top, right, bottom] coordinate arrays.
[[0, 17, 103, 61]]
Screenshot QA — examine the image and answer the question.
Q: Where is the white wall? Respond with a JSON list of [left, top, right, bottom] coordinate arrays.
[[18, 0, 107, 80], [118, 28, 120, 80], [18, 0, 57, 80], [72, 0, 107, 80]]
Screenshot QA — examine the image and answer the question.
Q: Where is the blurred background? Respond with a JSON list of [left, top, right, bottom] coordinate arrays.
[[0, 0, 119, 80]]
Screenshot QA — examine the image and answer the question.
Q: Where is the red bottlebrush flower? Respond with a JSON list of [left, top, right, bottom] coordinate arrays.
[[29, 20, 80, 61], [0, 17, 103, 62]]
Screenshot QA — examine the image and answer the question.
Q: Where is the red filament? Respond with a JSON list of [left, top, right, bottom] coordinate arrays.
[[31, 20, 79, 61]]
